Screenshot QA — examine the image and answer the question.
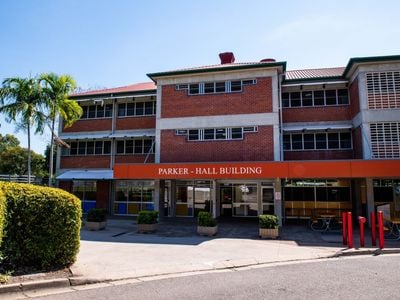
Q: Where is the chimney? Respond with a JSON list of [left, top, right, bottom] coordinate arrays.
[[219, 52, 235, 64]]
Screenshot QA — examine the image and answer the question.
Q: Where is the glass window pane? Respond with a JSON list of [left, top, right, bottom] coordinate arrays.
[[103, 141, 111, 154], [78, 142, 86, 155], [328, 133, 339, 149], [125, 140, 134, 154], [126, 103, 135, 116], [231, 128, 243, 139], [86, 141, 94, 155], [291, 134, 303, 150], [204, 129, 214, 140], [88, 106, 96, 118], [215, 128, 227, 139], [135, 102, 144, 115], [314, 91, 325, 105], [302, 91, 313, 106], [215, 82, 225, 93], [325, 90, 337, 105], [189, 84, 199, 94], [231, 81, 242, 92], [290, 92, 301, 107], [282, 92, 290, 107], [340, 132, 352, 149], [117, 141, 125, 154], [143, 139, 153, 153], [118, 103, 126, 116], [96, 105, 104, 118], [95, 141, 103, 154], [316, 133, 327, 149], [81, 106, 88, 119], [337, 89, 349, 104], [70, 142, 78, 155], [134, 139, 143, 153], [105, 104, 113, 117], [204, 82, 214, 94], [188, 130, 199, 141], [303, 134, 315, 149], [144, 102, 154, 115], [283, 135, 291, 150]]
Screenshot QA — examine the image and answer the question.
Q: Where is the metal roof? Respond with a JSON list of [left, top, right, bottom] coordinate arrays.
[[285, 67, 345, 81], [57, 169, 113, 180], [71, 82, 156, 97]]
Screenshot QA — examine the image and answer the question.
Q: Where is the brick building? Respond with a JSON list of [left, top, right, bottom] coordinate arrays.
[[57, 53, 400, 224]]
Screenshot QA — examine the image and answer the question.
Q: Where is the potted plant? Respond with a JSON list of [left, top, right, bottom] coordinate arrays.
[[259, 214, 279, 239], [197, 211, 218, 236], [85, 208, 107, 231], [137, 210, 158, 233]]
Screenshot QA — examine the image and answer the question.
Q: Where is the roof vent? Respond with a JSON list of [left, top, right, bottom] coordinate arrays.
[[260, 58, 276, 63], [219, 52, 235, 64]]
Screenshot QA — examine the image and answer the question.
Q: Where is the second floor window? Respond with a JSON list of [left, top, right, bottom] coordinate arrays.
[[282, 89, 349, 108], [64, 140, 112, 156], [81, 104, 113, 119], [117, 101, 156, 117], [283, 131, 352, 151], [176, 79, 256, 95], [116, 138, 154, 154]]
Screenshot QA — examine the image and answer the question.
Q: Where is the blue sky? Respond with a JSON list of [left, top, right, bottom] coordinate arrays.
[[1, 0, 400, 155]]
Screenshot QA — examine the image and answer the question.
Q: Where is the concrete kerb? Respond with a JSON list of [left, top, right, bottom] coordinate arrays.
[[2, 249, 400, 295]]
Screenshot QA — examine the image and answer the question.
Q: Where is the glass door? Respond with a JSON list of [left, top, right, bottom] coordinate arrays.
[[262, 187, 274, 214], [220, 186, 233, 216]]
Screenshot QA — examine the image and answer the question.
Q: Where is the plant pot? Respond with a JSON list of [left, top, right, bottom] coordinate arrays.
[[259, 228, 279, 239], [197, 225, 218, 236], [137, 223, 158, 233], [85, 221, 107, 231]]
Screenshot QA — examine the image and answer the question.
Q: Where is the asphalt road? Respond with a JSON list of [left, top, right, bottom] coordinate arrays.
[[34, 254, 400, 300]]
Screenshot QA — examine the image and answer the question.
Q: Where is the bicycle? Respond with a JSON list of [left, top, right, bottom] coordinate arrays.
[[310, 215, 341, 232]]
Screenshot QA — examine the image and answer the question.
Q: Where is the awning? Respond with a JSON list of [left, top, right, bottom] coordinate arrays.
[[283, 124, 352, 132], [56, 170, 113, 180], [109, 130, 155, 138], [59, 132, 111, 140]]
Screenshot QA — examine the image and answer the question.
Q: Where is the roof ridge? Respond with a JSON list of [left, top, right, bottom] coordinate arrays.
[[287, 66, 345, 72]]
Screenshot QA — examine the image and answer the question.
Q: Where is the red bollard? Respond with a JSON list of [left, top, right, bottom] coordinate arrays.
[[342, 211, 347, 245], [371, 211, 376, 247], [358, 216, 366, 247], [347, 212, 353, 248], [378, 211, 384, 249]]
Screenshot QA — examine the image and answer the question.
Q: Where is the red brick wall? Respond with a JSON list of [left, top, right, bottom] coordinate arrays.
[[62, 119, 112, 132], [60, 156, 111, 168], [160, 126, 274, 163], [58, 180, 72, 193], [115, 155, 155, 164], [116, 116, 156, 130], [352, 126, 363, 159], [161, 77, 273, 118], [96, 181, 110, 209], [283, 150, 353, 160], [282, 106, 351, 123], [349, 78, 360, 118]]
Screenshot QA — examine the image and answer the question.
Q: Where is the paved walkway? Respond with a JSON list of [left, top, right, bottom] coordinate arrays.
[[70, 218, 400, 283]]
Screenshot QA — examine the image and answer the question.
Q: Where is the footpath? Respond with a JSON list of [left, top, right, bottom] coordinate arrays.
[[1, 218, 400, 298]]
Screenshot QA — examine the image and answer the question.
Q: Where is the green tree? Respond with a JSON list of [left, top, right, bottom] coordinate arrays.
[[0, 77, 46, 183], [0, 133, 20, 152], [40, 73, 82, 186], [0, 146, 46, 178]]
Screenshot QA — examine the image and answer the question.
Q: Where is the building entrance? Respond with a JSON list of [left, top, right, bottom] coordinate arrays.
[[220, 183, 258, 217]]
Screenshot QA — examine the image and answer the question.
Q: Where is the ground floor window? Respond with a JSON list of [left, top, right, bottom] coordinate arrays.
[[283, 179, 351, 219], [114, 180, 155, 215], [373, 179, 400, 218], [72, 181, 97, 213], [175, 180, 212, 217]]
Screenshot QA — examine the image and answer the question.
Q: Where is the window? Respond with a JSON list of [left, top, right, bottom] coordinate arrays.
[[86, 141, 94, 155], [283, 131, 352, 151], [117, 100, 156, 117], [184, 79, 255, 95], [88, 106, 96, 118], [73, 181, 97, 213], [366, 71, 400, 109], [116, 138, 155, 155], [114, 181, 155, 215], [63, 140, 111, 156], [230, 81, 242, 92], [215, 81, 226, 93], [370, 122, 400, 158], [80, 103, 113, 119], [282, 89, 349, 107], [178, 127, 257, 141]]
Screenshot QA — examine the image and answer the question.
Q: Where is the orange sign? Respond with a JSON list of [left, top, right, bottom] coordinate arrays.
[[114, 160, 400, 179]]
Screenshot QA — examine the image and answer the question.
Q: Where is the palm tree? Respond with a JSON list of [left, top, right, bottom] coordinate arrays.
[[40, 73, 82, 186], [0, 77, 46, 183]]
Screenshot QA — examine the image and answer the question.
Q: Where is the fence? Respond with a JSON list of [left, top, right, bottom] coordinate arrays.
[[0, 174, 43, 185]]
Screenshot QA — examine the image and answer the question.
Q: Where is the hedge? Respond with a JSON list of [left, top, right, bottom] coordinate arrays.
[[0, 182, 82, 270], [0, 188, 5, 247]]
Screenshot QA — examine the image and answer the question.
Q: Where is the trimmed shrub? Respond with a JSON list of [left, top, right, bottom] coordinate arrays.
[[137, 210, 158, 224], [0, 182, 81, 270], [259, 214, 279, 229], [86, 208, 107, 222], [0, 189, 6, 246], [197, 211, 217, 227]]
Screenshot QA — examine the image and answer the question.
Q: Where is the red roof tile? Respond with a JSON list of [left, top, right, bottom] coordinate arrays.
[[285, 67, 345, 80], [72, 82, 156, 97]]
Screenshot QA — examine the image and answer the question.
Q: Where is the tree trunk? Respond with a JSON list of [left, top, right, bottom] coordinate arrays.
[[27, 123, 31, 184], [48, 118, 55, 187]]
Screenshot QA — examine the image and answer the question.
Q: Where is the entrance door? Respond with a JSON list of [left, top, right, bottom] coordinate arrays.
[[262, 188, 274, 214], [220, 186, 233, 216]]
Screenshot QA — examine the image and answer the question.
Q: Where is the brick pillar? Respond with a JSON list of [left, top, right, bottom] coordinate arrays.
[[58, 181, 72, 193], [96, 180, 110, 210]]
